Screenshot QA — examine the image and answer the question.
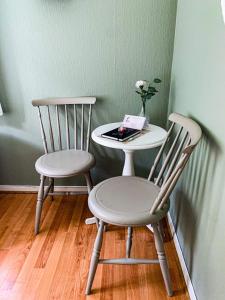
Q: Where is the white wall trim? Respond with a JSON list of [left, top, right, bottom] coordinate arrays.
[[167, 213, 197, 300], [0, 185, 88, 193]]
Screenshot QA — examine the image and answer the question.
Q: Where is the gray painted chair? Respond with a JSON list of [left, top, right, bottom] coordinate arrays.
[[85, 113, 202, 296], [32, 97, 96, 234]]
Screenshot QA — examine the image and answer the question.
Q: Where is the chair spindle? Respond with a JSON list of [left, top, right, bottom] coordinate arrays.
[[47, 106, 55, 152], [162, 131, 188, 185], [155, 126, 183, 186], [38, 106, 48, 154], [86, 104, 92, 152], [148, 123, 175, 181], [150, 153, 188, 214], [65, 105, 70, 149], [81, 104, 84, 150], [56, 105, 62, 150], [74, 104, 77, 150], [158, 153, 190, 210]]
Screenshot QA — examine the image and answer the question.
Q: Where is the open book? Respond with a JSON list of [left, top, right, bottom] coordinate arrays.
[[101, 127, 141, 142]]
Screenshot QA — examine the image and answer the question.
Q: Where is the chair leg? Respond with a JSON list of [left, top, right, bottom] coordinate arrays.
[[49, 177, 54, 201], [95, 217, 99, 229], [35, 175, 46, 235], [86, 220, 104, 295], [158, 219, 165, 241], [152, 224, 173, 297], [85, 171, 93, 194], [126, 226, 133, 258], [93, 217, 106, 231], [84, 172, 102, 231]]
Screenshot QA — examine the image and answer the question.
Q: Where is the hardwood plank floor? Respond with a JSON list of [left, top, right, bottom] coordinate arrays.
[[0, 193, 189, 300]]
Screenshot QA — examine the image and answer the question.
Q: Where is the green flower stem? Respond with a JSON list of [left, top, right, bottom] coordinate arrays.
[[141, 98, 146, 116]]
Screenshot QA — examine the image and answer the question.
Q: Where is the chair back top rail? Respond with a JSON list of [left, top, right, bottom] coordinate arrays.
[[149, 112, 202, 215], [32, 97, 96, 106], [169, 113, 202, 152]]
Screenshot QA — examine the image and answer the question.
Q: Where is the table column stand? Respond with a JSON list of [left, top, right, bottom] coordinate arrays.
[[122, 150, 135, 176]]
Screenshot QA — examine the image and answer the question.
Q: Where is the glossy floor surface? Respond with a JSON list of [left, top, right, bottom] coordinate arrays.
[[0, 193, 190, 300]]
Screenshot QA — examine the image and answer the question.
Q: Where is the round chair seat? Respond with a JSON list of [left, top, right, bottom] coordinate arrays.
[[35, 149, 95, 178], [88, 176, 169, 226]]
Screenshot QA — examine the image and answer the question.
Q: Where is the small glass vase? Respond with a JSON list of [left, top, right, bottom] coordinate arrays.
[[139, 101, 150, 126]]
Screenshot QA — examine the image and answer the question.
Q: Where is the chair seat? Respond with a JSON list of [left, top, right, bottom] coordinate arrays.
[[35, 149, 95, 178], [88, 176, 169, 226]]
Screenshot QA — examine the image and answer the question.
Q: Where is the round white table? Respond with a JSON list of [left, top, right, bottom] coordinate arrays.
[[92, 122, 167, 176]]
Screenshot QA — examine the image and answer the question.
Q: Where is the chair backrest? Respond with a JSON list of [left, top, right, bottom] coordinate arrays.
[[149, 113, 202, 214], [32, 97, 96, 153]]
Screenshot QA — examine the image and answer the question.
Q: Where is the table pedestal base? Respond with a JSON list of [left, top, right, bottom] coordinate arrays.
[[121, 150, 154, 233], [122, 150, 135, 176], [146, 224, 154, 233]]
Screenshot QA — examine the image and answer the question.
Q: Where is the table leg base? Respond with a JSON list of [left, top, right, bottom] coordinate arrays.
[[85, 217, 97, 225], [146, 224, 154, 233]]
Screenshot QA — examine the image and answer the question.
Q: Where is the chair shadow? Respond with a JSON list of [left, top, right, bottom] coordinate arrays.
[[169, 120, 224, 278], [0, 132, 42, 185], [92, 266, 186, 297], [0, 47, 26, 129]]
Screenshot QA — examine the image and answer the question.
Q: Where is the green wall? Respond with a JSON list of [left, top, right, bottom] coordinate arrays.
[[0, 0, 177, 185], [169, 0, 225, 299], [1, 0, 225, 298]]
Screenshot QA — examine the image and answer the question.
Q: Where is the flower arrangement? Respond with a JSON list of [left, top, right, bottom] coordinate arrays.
[[135, 78, 162, 120]]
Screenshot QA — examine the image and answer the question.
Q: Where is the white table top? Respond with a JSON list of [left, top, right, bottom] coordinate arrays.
[[91, 122, 167, 151]]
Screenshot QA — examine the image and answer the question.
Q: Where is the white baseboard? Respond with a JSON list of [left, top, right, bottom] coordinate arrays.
[[167, 213, 197, 300], [0, 185, 88, 193]]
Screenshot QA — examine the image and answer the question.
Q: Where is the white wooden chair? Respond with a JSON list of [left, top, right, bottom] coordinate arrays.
[[32, 97, 96, 234], [85, 113, 202, 296]]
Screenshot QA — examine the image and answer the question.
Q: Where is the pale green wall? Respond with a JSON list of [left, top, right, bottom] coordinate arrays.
[[169, 0, 225, 299], [0, 0, 177, 185]]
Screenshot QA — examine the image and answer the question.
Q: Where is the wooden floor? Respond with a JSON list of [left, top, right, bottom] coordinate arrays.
[[0, 193, 189, 300]]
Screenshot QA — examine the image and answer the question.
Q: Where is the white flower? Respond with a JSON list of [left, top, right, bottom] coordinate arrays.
[[135, 80, 148, 89]]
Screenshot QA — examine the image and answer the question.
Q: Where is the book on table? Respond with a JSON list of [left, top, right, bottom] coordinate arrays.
[[101, 127, 141, 142]]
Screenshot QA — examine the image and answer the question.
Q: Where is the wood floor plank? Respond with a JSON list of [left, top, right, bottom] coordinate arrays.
[[33, 231, 67, 300], [0, 194, 34, 250], [0, 194, 15, 222], [48, 231, 77, 299], [11, 196, 62, 290], [35, 197, 74, 268], [0, 193, 190, 300], [111, 229, 127, 300], [0, 195, 24, 239], [0, 195, 36, 291]]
